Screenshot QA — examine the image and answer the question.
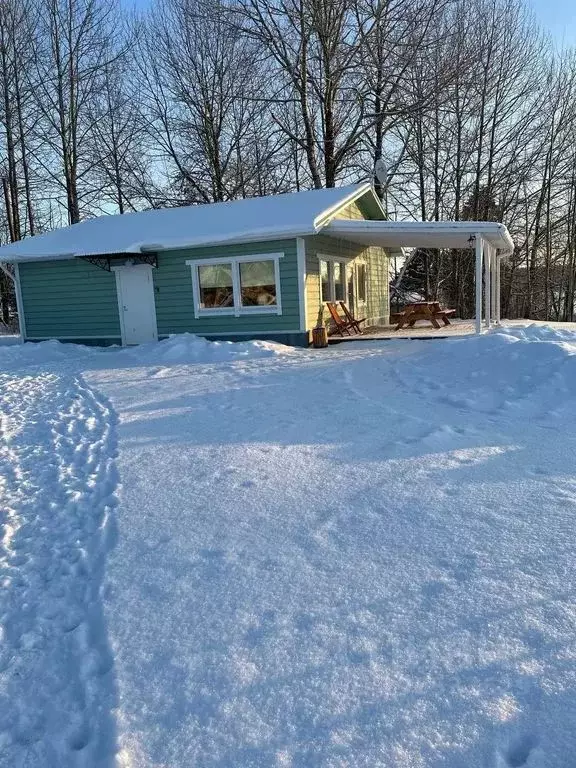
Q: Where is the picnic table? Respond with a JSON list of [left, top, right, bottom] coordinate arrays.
[[394, 301, 455, 331]]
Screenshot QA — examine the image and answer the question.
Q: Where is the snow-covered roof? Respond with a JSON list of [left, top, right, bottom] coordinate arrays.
[[0, 182, 515, 264], [326, 220, 514, 254], [0, 183, 374, 263]]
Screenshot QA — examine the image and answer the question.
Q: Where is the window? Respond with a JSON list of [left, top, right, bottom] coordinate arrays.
[[240, 260, 277, 307], [198, 263, 234, 309], [357, 263, 367, 302], [319, 258, 348, 302], [333, 262, 345, 301], [187, 253, 283, 318], [320, 260, 330, 302]]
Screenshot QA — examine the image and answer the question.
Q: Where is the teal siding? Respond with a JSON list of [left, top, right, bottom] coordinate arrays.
[[18, 259, 121, 340], [17, 238, 301, 344], [153, 239, 300, 335]]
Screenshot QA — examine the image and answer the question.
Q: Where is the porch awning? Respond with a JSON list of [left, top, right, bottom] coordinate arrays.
[[325, 220, 514, 254]]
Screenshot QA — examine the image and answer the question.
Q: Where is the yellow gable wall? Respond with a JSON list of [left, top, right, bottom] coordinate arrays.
[[334, 200, 367, 221], [305, 194, 390, 330]]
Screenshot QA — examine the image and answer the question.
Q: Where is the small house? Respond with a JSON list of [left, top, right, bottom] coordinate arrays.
[[0, 183, 392, 347]]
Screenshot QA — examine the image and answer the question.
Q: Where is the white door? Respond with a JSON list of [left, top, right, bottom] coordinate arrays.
[[115, 265, 158, 345]]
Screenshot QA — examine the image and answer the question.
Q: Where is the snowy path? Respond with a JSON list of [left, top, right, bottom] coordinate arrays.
[[0, 370, 119, 767], [3, 326, 576, 766]]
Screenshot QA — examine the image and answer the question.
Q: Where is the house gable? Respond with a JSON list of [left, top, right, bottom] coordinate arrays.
[[320, 188, 386, 226], [334, 194, 386, 222], [304, 189, 389, 331]]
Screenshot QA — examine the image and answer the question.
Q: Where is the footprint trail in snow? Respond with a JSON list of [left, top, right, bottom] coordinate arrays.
[[0, 371, 119, 767]]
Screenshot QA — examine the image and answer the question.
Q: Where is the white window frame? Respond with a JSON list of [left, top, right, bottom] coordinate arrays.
[[318, 254, 350, 303], [186, 253, 283, 319]]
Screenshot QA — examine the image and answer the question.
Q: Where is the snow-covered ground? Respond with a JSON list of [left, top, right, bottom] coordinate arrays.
[[2, 325, 576, 767], [0, 334, 20, 346]]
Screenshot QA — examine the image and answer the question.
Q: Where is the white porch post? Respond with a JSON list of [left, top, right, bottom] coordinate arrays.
[[475, 234, 483, 334], [496, 254, 501, 323], [492, 249, 499, 324], [485, 244, 492, 329]]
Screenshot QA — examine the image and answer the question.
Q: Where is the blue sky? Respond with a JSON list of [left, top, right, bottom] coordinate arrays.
[[122, 0, 575, 44], [531, 0, 576, 42]]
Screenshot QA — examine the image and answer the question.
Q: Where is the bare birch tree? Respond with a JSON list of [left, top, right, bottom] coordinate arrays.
[[31, 0, 125, 224]]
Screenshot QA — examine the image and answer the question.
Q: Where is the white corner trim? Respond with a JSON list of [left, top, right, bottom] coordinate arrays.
[[187, 252, 284, 318], [296, 238, 307, 331], [13, 263, 26, 342]]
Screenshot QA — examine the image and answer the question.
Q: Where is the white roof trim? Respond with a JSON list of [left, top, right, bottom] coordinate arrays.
[[313, 181, 374, 228], [325, 220, 514, 255]]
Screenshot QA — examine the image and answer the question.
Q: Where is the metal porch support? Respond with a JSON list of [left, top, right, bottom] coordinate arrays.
[[485, 244, 492, 329], [475, 234, 483, 334]]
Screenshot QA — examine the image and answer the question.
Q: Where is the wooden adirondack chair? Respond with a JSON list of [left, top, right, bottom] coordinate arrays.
[[339, 302, 366, 334], [326, 302, 358, 336]]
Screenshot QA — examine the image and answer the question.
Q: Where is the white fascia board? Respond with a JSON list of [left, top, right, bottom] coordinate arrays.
[[313, 182, 373, 229], [366, 185, 387, 219], [326, 219, 514, 254]]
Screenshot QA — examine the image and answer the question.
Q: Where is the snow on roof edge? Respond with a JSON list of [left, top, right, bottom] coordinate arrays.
[[1, 224, 320, 264], [0, 184, 373, 264]]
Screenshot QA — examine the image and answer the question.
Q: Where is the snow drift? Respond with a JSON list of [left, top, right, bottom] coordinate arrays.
[[0, 332, 293, 372]]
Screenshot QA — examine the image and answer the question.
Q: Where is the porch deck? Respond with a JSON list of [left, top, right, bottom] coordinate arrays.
[[327, 319, 576, 343]]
